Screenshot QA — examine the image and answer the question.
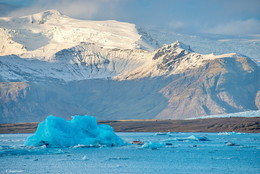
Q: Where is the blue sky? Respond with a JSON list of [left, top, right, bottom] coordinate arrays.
[[0, 0, 259, 35]]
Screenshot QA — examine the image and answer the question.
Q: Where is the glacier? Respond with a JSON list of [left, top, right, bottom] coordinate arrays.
[[187, 110, 260, 120], [25, 115, 124, 147]]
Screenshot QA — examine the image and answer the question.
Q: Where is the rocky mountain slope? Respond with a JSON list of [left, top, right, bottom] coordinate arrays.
[[0, 10, 259, 123], [143, 27, 260, 66]]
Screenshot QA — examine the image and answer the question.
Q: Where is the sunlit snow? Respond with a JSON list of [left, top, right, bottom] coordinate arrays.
[[187, 110, 260, 120]]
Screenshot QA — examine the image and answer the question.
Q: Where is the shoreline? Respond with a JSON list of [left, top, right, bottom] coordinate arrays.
[[0, 117, 259, 134]]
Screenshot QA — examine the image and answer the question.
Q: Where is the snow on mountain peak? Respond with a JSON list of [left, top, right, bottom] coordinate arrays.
[[165, 41, 193, 52], [0, 10, 255, 82], [0, 10, 156, 60], [116, 41, 248, 80], [153, 41, 192, 61], [38, 9, 62, 16], [28, 9, 64, 24]]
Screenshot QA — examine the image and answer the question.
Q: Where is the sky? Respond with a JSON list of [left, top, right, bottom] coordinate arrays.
[[0, 0, 259, 35]]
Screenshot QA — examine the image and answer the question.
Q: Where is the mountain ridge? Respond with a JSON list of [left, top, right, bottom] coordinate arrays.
[[0, 10, 156, 60], [0, 10, 259, 123]]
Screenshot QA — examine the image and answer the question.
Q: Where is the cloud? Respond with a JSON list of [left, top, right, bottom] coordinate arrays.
[[2, 0, 260, 35], [168, 21, 185, 32], [204, 19, 260, 35], [0, 3, 19, 16], [7, 0, 121, 20]]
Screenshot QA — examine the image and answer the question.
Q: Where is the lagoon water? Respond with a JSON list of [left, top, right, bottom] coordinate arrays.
[[0, 132, 259, 174]]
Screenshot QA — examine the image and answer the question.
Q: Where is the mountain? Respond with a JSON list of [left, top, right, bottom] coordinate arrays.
[[0, 10, 156, 58], [0, 10, 259, 123], [142, 26, 260, 66]]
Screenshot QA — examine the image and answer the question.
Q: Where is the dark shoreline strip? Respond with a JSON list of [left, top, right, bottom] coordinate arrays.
[[0, 117, 259, 134]]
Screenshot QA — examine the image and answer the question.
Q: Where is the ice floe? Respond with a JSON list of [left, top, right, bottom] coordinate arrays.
[[164, 135, 210, 142], [25, 115, 124, 147], [217, 132, 245, 135], [141, 142, 167, 149]]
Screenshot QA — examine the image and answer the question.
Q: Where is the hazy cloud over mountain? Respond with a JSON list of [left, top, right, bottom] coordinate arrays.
[[0, 0, 260, 35]]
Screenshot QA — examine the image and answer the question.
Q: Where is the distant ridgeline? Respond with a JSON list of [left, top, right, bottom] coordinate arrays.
[[0, 10, 259, 123]]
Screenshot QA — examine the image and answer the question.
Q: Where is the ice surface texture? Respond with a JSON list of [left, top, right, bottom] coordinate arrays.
[[25, 115, 124, 147]]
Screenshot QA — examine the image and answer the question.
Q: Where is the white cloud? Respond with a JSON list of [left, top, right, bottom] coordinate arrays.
[[168, 21, 185, 32], [8, 0, 121, 19], [204, 19, 260, 35], [3, 0, 260, 36]]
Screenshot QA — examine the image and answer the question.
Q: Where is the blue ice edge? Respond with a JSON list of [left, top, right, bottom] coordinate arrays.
[[25, 115, 125, 147]]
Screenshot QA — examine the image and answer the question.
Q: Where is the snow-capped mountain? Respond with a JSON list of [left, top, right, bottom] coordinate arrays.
[[0, 38, 249, 82], [0, 10, 156, 59], [0, 10, 259, 123], [143, 26, 260, 65]]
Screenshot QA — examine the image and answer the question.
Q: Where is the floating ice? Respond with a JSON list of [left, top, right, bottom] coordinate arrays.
[[225, 142, 240, 146], [164, 135, 210, 142], [72, 144, 97, 148], [217, 132, 232, 135], [82, 155, 89, 161], [218, 132, 245, 135], [186, 136, 210, 141], [141, 142, 166, 149], [154, 132, 170, 136], [25, 115, 124, 147]]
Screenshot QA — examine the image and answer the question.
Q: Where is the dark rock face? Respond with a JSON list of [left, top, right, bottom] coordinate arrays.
[[255, 91, 260, 109], [0, 82, 30, 123], [0, 78, 170, 123], [156, 57, 259, 119]]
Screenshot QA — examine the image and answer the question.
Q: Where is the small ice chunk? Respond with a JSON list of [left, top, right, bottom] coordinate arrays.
[[25, 115, 124, 147], [165, 135, 210, 142], [53, 149, 65, 154], [218, 132, 231, 135], [218, 132, 245, 135], [72, 144, 97, 148], [226, 142, 240, 146], [154, 132, 169, 136], [186, 136, 209, 141], [39, 145, 47, 149], [82, 155, 89, 161], [141, 142, 166, 149]]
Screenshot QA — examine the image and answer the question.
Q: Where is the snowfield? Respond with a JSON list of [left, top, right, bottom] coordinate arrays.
[[0, 132, 259, 174], [0, 10, 155, 60], [187, 110, 260, 120]]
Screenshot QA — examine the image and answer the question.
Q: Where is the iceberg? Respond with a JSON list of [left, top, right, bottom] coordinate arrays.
[[25, 115, 124, 147]]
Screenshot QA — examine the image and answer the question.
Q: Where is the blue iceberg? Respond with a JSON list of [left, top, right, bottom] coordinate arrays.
[[25, 115, 124, 147]]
